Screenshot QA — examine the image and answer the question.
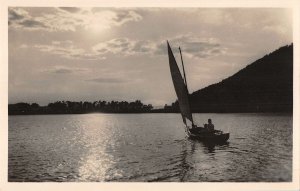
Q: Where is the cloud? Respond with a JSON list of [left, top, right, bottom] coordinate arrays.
[[58, 7, 81, 13], [197, 9, 292, 37], [19, 44, 28, 49], [86, 69, 141, 84], [8, 7, 29, 21], [92, 34, 225, 59], [262, 25, 287, 35], [19, 19, 46, 28], [50, 68, 73, 74], [111, 10, 142, 26], [8, 7, 143, 32], [87, 77, 130, 84], [44, 66, 90, 74], [92, 38, 155, 56], [164, 34, 226, 58], [8, 8, 47, 30], [34, 40, 105, 60], [32, 34, 224, 60]]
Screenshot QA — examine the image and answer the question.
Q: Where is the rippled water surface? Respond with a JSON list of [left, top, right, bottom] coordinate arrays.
[[8, 113, 292, 182]]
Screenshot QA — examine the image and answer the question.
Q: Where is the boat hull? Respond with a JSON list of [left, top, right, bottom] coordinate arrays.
[[189, 132, 230, 143]]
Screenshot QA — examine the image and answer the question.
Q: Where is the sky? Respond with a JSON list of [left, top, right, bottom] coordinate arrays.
[[8, 7, 293, 106]]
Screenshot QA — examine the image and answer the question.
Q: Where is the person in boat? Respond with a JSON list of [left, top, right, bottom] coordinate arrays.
[[207, 119, 214, 132]]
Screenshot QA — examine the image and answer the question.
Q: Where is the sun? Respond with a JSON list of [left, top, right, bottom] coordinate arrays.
[[83, 11, 116, 34]]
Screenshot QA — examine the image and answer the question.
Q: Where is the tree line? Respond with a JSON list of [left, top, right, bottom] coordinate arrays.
[[8, 100, 153, 115]]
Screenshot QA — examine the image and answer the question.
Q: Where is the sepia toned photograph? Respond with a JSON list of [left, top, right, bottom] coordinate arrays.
[[6, 5, 296, 184]]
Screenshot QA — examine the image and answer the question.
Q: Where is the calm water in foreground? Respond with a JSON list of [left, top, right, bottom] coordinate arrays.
[[8, 113, 292, 182]]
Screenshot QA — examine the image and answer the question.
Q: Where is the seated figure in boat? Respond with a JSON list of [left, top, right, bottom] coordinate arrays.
[[190, 119, 215, 134], [207, 119, 214, 132], [201, 119, 214, 133]]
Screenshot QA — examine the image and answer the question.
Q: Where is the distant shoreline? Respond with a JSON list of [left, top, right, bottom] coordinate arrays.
[[8, 100, 153, 115], [8, 99, 292, 115], [8, 109, 292, 116]]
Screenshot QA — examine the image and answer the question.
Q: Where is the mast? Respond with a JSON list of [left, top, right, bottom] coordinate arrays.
[[179, 46, 194, 126], [179, 47, 189, 93]]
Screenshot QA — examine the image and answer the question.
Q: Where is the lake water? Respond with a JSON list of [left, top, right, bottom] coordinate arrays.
[[8, 113, 292, 182]]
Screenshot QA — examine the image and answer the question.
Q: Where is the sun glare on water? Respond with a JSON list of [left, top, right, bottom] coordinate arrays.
[[77, 114, 113, 181]]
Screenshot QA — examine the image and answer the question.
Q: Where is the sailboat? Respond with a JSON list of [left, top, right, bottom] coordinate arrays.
[[167, 41, 229, 143]]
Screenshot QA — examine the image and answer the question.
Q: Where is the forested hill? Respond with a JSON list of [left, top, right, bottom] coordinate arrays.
[[188, 44, 293, 113]]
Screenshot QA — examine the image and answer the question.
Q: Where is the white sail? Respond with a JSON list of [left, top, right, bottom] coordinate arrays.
[[167, 41, 193, 125]]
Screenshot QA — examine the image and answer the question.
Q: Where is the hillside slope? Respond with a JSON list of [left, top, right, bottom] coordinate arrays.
[[188, 44, 293, 113]]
